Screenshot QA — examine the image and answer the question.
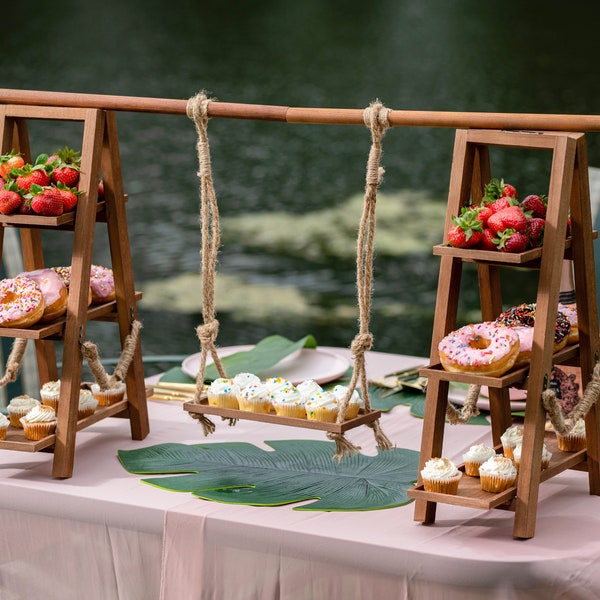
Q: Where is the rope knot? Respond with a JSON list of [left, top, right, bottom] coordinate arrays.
[[350, 332, 373, 357], [186, 92, 212, 122], [196, 320, 220, 345], [363, 100, 391, 134]]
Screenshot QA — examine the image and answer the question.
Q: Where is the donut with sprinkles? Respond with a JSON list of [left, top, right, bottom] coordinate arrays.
[[0, 277, 45, 328]]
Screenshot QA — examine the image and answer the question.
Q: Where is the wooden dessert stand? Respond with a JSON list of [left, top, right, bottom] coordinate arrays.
[[0, 103, 149, 478], [407, 128, 600, 539]]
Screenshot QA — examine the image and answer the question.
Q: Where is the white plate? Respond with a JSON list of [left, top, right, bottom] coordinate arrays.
[[181, 345, 350, 385], [448, 384, 527, 412]]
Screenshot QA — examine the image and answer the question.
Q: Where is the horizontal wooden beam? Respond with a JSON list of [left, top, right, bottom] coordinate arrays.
[[2, 88, 600, 131]]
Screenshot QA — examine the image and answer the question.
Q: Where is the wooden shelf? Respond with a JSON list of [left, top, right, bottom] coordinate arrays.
[[0, 102, 149, 478], [183, 398, 382, 434], [412, 129, 600, 539]]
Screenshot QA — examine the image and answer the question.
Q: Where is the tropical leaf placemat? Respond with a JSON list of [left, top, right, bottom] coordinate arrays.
[[118, 440, 420, 511]]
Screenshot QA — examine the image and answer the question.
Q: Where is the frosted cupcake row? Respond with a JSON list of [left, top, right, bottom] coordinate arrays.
[[207, 373, 363, 422]]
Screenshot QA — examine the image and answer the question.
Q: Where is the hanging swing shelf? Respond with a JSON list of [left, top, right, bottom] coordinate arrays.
[[182, 398, 382, 434]]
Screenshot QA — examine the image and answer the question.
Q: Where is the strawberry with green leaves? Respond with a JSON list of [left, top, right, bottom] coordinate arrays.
[[447, 206, 483, 248], [0, 180, 23, 215], [495, 230, 530, 253], [520, 194, 547, 219], [482, 177, 518, 204], [527, 217, 545, 247], [50, 146, 81, 188], [54, 182, 81, 212], [28, 184, 63, 216], [0, 150, 25, 179], [479, 227, 499, 251]]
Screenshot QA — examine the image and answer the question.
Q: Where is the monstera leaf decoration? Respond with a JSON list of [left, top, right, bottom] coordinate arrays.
[[118, 440, 420, 511]]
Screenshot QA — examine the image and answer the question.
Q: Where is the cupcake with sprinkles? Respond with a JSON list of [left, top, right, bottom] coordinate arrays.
[[207, 378, 240, 409], [331, 384, 363, 419], [271, 385, 306, 419], [233, 372, 261, 391], [306, 390, 340, 423], [237, 382, 273, 414]]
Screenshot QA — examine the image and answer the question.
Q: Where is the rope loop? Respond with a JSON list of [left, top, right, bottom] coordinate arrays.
[[0, 338, 28, 387], [350, 332, 374, 357], [196, 320, 220, 346]]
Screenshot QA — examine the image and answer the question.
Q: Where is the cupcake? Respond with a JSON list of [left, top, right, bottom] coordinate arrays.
[[233, 372, 261, 390], [462, 444, 496, 477], [271, 385, 307, 418], [20, 404, 57, 441], [0, 413, 9, 440], [78, 389, 99, 419], [40, 380, 61, 410], [306, 390, 340, 423], [237, 383, 273, 414], [264, 377, 293, 396], [91, 381, 127, 407], [420, 457, 462, 494], [206, 378, 240, 409], [479, 455, 518, 493], [7, 395, 40, 428], [556, 418, 586, 452], [297, 379, 323, 401], [513, 443, 552, 471], [331, 384, 363, 420], [500, 425, 523, 460]]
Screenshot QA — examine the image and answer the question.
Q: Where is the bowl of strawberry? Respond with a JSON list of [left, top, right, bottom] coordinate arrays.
[[446, 178, 548, 253]]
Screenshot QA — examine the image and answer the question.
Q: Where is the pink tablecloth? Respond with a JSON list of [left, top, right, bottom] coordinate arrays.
[[0, 348, 599, 600]]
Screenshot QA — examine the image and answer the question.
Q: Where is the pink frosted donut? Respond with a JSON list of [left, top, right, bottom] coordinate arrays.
[[511, 326, 534, 367], [18, 268, 68, 322], [51, 266, 92, 306], [0, 276, 45, 328], [438, 322, 520, 377], [90, 264, 115, 304], [558, 303, 578, 344]]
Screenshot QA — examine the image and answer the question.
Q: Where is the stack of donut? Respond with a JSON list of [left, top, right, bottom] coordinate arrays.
[[439, 302, 577, 375], [0, 264, 116, 329]]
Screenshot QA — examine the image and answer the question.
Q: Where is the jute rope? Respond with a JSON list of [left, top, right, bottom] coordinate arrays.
[[327, 100, 394, 459], [80, 319, 143, 389], [186, 91, 228, 434], [542, 362, 600, 435], [0, 337, 28, 386], [446, 384, 481, 424]]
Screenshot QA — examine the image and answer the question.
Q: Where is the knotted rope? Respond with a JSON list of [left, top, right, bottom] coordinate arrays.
[[446, 384, 481, 424], [186, 91, 229, 434], [0, 337, 28, 386], [327, 100, 393, 460], [80, 319, 143, 389], [542, 362, 600, 435]]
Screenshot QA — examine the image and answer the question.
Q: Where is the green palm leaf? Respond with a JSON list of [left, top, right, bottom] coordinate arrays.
[[118, 440, 420, 511]]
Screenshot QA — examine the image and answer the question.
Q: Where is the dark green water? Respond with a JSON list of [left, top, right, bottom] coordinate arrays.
[[4, 0, 600, 371]]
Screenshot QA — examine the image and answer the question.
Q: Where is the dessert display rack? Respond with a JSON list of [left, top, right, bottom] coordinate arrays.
[[0, 103, 149, 478], [407, 129, 600, 539]]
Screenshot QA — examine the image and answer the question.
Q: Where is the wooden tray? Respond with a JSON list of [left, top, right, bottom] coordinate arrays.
[[183, 397, 382, 434]]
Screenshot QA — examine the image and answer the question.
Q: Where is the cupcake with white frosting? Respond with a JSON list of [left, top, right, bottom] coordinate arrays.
[[237, 382, 273, 414], [91, 381, 127, 407], [479, 455, 517, 493], [462, 444, 496, 477], [20, 404, 57, 441], [233, 372, 261, 390], [306, 390, 340, 423], [0, 413, 9, 440], [40, 380, 61, 410], [556, 418, 586, 452], [78, 389, 99, 419], [420, 457, 462, 495], [207, 378, 240, 409], [513, 443, 552, 471], [296, 379, 323, 402], [331, 384, 363, 420], [500, 425, 523, 460], [7, 395, 40, 429], [271, 385, 306, 419]]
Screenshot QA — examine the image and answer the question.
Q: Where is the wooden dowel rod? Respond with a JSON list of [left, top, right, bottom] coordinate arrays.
[[2, 88, 600, 131]]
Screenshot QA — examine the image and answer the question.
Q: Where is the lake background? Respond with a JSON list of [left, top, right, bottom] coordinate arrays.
[[3, 0, 600, 375]]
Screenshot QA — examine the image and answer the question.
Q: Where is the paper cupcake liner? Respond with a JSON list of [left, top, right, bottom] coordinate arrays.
[[306, 407, 338, 423], [422, 473, 462, 495], [557, 434, 586, 452], [8, 409, 29, 429], [480, 474, 516, 493], [77, 407, 97, 420], [273, 404, 307, 419], [0, 427, 7, 441], [92, 383, 126, 407], [207, 393, 239, 409], [21, 420, 56, 441], [464, 461, 485, 477], [502, 444, 518, 460], [41, 397, 59, 411], [238, 398, 274, 414]]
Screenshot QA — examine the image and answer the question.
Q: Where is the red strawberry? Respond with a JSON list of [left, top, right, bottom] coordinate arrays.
[[54, 182, 81, 212], [487, 206, 528, 235], [496, 230, 530, 253], [15, 165, 51, 191], [520, 194, 547, 219], [52, 164, 80, 187], [475, 205, 494, 227], [447, 207, 483, 248], [527, 217, 545, 247], [488, 196, 514, 213], [478, 227, 499, 251], [0, 183, 22, 215], [98, 180, 105, 199], [28, 185, 63, 216], [0, 150, 25, 179], [482, 178, 518, 204]]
